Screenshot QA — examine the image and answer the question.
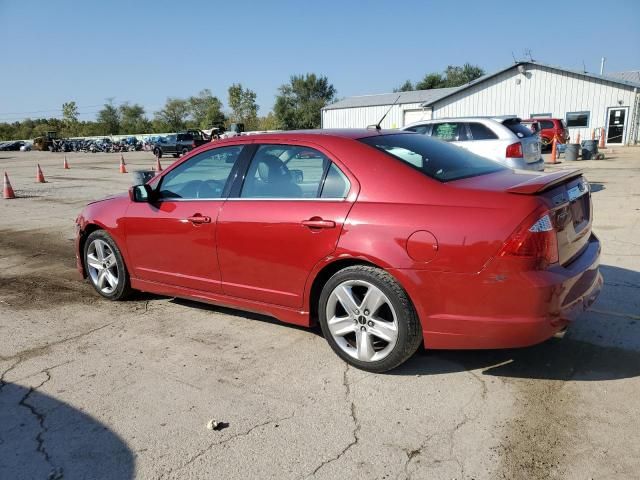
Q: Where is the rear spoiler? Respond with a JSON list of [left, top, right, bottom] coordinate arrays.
[[507, 169, 582, 194]]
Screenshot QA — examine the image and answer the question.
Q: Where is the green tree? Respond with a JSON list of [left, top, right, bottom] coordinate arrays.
[[256, 112, 279, 131], [62, 101, 79, 123], [187, 89, 225, 130], [96, 99, 121, 135], [274, 73, 336, 130], [415, 73, 446, 90], [119, 103, 150, 134], [155, 98, 190, 132], [61, 101, 80, 137], [442, 63, 485, 87], [393, 80, 414, 92], [228, 83, 259, 129]]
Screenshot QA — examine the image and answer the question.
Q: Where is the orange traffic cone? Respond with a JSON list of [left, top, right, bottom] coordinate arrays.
[[36, 164, 46, 183], [591, 129, 595, 140], [549, 136, 558, 164], [119, 155, 127, 174], [3, 172, 16, 199], [63, 156, 70, 169], [599, 127, 605, 148], [155, 155, 163, 172]]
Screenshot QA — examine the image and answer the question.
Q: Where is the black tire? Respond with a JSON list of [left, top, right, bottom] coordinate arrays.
[[172, 153, 179, 158], [318, 265, 422, 373], [84, 230, 132, 300], [181, 148, 189, 156], [154, 148, 162, 158]]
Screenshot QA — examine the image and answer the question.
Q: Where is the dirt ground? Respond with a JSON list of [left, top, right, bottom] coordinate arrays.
[[1, 147, 639, 480]]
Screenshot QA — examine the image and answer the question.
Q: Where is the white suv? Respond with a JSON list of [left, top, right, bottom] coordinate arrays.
[[402, 117, 544, 171]]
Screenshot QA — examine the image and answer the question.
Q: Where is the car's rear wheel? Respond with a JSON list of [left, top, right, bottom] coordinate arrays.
[[154, 148, 162, 158], [181, 148, 189, 156], [84, 230, 132, 300], [319, 265, 422, 373]]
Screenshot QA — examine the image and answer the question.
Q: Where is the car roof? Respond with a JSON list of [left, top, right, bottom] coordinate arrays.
[[213, 128, 404, 143]]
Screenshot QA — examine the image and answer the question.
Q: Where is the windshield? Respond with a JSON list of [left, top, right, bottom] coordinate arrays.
[[359, 133, 505, 182]]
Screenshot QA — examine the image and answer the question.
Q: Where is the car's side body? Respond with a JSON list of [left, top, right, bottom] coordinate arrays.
[[402, 117, 544, 171], [76, 130, 601, 351]]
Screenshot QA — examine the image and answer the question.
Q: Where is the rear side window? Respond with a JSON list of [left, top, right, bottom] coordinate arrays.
[[405, 125, 429, 134], [241, 145, 338, 199], [467, 122, 498, 140], [359, 133, 504, 182], [502, 119, 533, 138], [430, 122, 468, 142]]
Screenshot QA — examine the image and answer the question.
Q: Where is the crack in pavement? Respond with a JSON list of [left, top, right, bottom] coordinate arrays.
[[158, 412, 296, 480], [0, 321, 115, 365], [400, 369, 489, 480], [17, 369, 64, 480], [305, 364, 360, 478]]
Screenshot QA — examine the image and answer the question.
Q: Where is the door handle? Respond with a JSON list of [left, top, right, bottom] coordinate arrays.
[[302, 218, 336, 229], [186, 214, 211, 224]]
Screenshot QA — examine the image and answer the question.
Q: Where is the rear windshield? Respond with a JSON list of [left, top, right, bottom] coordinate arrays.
[[502, 119, 533, 138], [359, 133, 505, 182]]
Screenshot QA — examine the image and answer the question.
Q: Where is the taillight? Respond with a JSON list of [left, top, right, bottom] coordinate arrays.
[[506, 142, 523, 158], [499, 209, 559, 269]]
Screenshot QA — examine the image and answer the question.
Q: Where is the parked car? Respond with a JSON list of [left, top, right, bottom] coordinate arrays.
[[75, 130, 602, 372], [522, 118, 570, 149], [402, 117, 544, 171], [0, 140, 27, 151], [152, 131, 208, 158]]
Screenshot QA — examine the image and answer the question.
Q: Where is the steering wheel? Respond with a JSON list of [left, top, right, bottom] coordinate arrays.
[[196, 179, 224, 198]]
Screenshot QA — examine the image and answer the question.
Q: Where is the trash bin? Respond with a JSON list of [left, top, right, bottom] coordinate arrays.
[[565, 144, 580, 161], [581, 140, 598, 160], [132, 170, 155, 185]]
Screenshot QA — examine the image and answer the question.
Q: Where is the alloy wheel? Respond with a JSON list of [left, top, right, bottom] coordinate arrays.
[[325, 280, 399, 362], [86, 239, 119, 295]]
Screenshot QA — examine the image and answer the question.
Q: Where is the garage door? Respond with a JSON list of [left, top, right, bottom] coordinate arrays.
[[403, 108, 431, 126]]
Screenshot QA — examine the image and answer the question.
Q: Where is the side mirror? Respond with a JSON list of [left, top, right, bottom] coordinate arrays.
[[290, 169, 304, 184], [129, 184, 153, 202]]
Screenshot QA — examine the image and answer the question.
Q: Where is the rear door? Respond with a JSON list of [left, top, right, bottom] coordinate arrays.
[[216, 142, 355, 308], [465, 122, 503, 159]]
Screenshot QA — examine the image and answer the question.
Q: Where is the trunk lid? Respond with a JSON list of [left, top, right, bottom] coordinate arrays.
[[508, 170, 592, 265], [453, 168, 592, 266]]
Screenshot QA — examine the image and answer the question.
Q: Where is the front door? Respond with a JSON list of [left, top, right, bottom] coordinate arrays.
[[606, 107, 628, 144], [124, 145, 246, 292], [217, 143, 355, 308]]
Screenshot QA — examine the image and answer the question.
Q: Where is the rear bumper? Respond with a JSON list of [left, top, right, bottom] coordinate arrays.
[[505, 157, 545, 171], [390, 234, 602, 349]]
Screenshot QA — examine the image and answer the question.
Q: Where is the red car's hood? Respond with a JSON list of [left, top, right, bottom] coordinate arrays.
[[86, 192, 128, 206]]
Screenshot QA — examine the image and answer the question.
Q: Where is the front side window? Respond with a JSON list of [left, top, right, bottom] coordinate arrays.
[[241, 145, 335, 199], [158, 145, 243, 199], [359, 133, 504, 182], [430, 122, 468, 142], [566, 111, 590, 128]]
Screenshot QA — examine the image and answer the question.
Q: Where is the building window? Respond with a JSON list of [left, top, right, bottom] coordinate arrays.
[[531, 113, 551, 119], [566, 111, 590, 128]]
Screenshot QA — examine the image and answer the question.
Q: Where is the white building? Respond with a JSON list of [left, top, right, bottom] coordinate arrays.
[[322, 62, 640, 146]]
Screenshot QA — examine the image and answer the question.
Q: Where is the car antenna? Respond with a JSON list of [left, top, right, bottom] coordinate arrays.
[[368, 94, 401, 131]]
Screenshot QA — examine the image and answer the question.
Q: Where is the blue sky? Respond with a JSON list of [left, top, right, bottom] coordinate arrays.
[[0, 0, 638, 122]]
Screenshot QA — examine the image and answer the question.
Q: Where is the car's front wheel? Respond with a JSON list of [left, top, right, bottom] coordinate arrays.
[[84, 230, 132, 300], [319, 266, 422, 373]]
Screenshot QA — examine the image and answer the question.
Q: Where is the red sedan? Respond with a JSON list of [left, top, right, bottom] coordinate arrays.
[[75, 130, 602, 372]]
